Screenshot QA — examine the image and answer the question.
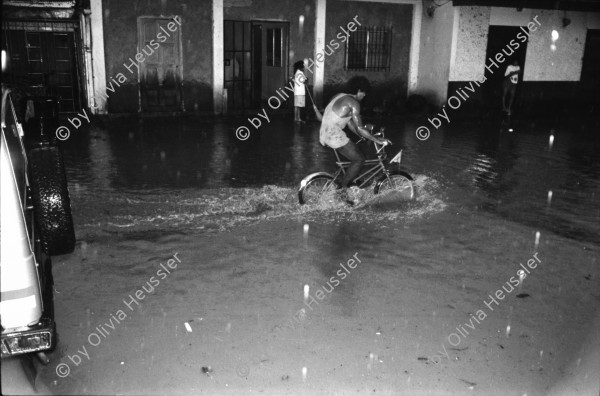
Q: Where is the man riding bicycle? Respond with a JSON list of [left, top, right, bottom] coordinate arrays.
[[317, 78, 388, 201]]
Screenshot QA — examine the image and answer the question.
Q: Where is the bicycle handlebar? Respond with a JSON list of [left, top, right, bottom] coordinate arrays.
[[355, 134, 390, 150]]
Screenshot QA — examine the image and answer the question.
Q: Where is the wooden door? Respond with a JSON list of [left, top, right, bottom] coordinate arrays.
[[138, 17, 183, 112], [253, 22, 288, 102]]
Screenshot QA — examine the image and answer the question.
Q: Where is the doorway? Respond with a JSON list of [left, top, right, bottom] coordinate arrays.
[[483, 26, 528, 113], [254, 21, 289, 104], [581, 29, 600, 109], [223, 20, 289, 110], [137, 17, 183, 112], [2, 21, 83, 113]]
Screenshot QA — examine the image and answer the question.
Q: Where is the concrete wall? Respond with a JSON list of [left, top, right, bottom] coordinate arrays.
[[415, 1, 454, 107], [450, 6, 600, 82], [99, 0, 600, 115], [489, 8, 591, 82], [446, 5, 600, 116], [102, 0, 213, 113], [449, 6, 490, 82], [322, 0, 412, 113]]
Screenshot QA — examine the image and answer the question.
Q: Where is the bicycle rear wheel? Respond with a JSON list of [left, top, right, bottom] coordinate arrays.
[[374, 171, 414, 199], [298, 174, 335, 205]]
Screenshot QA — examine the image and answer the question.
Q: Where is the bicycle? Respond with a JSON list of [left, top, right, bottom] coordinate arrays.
[[298, 128, 414, 205]]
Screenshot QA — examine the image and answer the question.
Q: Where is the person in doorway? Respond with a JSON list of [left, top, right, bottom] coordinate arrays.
[[503, 59, 520, 115], [293, 60, 307, 124], [319, 78, 388, 204]]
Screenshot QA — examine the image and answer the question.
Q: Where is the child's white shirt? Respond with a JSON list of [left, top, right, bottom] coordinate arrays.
[[294, 70, 306, 95]]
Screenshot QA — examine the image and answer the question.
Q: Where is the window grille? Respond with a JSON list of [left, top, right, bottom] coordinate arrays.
[[345, 26, 392, 72]]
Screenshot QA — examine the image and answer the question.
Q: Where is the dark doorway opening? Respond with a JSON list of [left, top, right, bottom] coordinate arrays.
[[483, 26, 528, 115], [2, 20, 83, 113], [581, 29, 600, 111]]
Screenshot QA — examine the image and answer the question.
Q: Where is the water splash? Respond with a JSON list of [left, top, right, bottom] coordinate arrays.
[[74, 174, 446, 237]]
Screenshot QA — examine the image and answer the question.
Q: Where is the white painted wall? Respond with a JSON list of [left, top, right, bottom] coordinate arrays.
[[449, 6, 490, 82], [408, 0, 422, 94], [213, 0, 224, 114], [90, 0, 107, 114], [314, 0, 326, 106], [489, 7, 534, 26], [450, 6, 600, 82], [415, 1, 454, 106], [490, 8, 592, 81], [522, 9, 587, 81]]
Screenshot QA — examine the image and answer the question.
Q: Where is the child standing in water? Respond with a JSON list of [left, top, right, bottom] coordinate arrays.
[[293, 60, 307, 124]]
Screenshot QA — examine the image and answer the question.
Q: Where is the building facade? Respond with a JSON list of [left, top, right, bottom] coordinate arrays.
[[3, 0, 599, 117]]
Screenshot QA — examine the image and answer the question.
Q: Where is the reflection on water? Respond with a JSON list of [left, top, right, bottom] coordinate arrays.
[[88, 125, 114, 190], [60, 115, 600, 244], [467, 153, 500, 191]]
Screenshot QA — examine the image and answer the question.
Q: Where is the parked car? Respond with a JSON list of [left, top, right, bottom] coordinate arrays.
[[1, 84, 75, 367]]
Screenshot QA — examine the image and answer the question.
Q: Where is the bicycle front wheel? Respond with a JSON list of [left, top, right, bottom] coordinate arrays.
[[298, 174, 335, 205], [374, 171, 414, 200]]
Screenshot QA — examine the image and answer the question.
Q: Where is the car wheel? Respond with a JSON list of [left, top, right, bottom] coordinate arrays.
[[29, 146, 75, 256]]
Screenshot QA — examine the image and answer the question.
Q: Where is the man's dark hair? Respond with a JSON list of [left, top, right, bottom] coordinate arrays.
[[293, 60, 304, 72], [347, 76, 371, 95]]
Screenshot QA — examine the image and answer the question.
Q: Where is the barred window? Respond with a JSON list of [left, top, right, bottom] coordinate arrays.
[[345, 26, 392, 72]]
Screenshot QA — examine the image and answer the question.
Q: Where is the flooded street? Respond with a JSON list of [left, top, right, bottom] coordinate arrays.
[[40, 115, 599, 395]]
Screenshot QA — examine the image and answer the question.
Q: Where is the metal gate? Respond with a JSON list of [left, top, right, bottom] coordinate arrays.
[[224, 20, 253, 110], [2, 20, 83, 113]]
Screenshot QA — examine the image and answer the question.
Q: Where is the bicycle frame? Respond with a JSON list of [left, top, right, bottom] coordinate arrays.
[[331, 135, 402, 189], [332, 154, 388, 189]]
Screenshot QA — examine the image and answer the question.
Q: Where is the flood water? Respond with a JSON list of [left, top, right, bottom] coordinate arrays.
[[42, 113, 600, 395], [61, 114, 600, 243]]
